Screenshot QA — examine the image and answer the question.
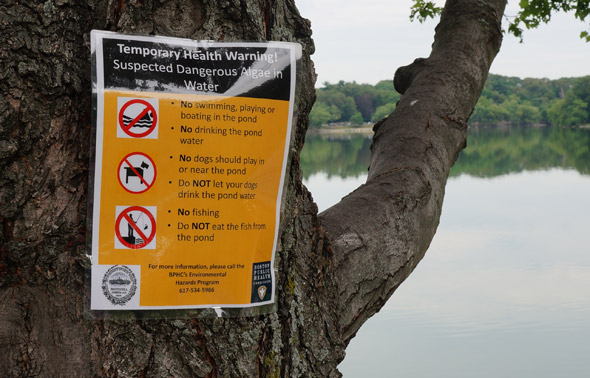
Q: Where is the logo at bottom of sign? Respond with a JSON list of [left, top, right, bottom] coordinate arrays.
[[257, 285, 267, 301], [101, 265, 138, 306], [251, 261, 272, 303]]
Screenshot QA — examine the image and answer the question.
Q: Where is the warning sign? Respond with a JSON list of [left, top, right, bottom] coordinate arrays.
[[90, 30, 299, 310]]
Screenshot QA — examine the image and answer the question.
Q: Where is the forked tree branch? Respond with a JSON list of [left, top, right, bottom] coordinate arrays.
[[320, 0, 508, 342]]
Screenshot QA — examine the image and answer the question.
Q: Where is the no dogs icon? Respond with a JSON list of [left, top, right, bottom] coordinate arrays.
[[117, 97, 159, 139], [117, 152, 157, 194], [115, 206, 157, 249]]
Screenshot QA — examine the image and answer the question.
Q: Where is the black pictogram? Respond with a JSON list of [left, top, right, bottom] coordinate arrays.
[[118, 98, 158, 138], [117, 152, 157, 194], [101, 265, 138, 305], [115, 206, 156, 249]]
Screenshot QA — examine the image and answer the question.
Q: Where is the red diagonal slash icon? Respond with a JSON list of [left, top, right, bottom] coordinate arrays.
[[117, 152, 157, 194], [115, 206, 156, 249], [118, 99, 158, 138]]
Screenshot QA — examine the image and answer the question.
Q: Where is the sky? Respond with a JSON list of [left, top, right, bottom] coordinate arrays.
[[295, 0, 590, 85]]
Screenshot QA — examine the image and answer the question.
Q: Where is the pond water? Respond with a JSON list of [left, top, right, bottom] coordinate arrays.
[[301, 127, 590, 377]]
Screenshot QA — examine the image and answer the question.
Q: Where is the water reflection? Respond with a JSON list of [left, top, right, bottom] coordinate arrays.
[[453, 126, 590, 176], [301, 127, 590, 377], [301, 127, 590, 181], [300, 133, 372, 179]]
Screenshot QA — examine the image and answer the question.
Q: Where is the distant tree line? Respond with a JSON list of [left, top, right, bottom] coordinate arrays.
[[311, 75, 590, 127], [310, 80, 401, 127]]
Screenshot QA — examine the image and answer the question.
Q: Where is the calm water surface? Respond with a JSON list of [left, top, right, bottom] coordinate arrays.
[[301, 127, 590, 377]]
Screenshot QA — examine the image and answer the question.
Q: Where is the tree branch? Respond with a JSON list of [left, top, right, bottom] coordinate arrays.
[[320, 0, 507, 342]]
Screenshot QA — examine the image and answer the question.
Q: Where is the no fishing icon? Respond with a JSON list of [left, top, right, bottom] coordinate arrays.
[[115, 206, 157, 249], [117, 97, 159, 139]]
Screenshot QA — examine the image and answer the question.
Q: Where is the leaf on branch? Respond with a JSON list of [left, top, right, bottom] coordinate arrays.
[[507, 0, 590, 42], [409, 0, 442, 23]]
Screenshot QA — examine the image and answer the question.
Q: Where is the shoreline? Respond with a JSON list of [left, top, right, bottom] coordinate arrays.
[[308, 125, 374, 135], [308, 123, 590, 136]]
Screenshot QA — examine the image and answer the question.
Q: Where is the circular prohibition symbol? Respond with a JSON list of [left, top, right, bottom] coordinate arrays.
[[117, 152, 157, 194], [115, 206, 156, 249], [118, 98, 158, 138]]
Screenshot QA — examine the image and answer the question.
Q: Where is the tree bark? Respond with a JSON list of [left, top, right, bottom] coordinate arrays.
[[321, 0, 507, 343], [0, 0, 506, 376]]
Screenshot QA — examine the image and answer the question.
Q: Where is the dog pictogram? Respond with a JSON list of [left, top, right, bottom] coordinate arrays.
[[117, 152, 157, 194]]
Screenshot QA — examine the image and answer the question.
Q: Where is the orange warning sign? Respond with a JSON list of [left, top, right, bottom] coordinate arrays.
[[90, 30, 299, 310]]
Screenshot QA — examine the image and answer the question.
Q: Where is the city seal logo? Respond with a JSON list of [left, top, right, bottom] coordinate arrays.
[[257, 285, 267, 301], [102, 265, 137, 305]]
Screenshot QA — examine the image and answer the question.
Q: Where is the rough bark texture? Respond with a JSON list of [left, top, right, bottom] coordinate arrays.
[[320, 0, 507, 343], [0, 0, 506, 376]]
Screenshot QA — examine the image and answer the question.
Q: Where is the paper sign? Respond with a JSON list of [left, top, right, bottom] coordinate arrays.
[[90, 30, 298, 310]]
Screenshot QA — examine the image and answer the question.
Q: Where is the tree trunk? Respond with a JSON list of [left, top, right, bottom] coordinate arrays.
[[0, 0, 506, 376]]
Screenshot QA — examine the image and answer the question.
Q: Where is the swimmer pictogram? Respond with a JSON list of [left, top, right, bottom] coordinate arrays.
[[117, 98, 158, 138]]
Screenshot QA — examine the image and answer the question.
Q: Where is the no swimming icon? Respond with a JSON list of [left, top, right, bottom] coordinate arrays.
[[117, 97, 159, 139]]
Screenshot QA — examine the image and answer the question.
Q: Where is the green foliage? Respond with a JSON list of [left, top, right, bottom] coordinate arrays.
[[309, 102, 334, 127], [316, 88, 356, 121], [312, 75, 590, 127], [409, 0, 443, 23], [470, 74, 590, 126], [408, 0, 590, 41], [372, 103, 396, 123], [350, 112, 364, 125], [547, 95, 589, 126], [508, 0, 590, 41], [310, 80, 400, 127]]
